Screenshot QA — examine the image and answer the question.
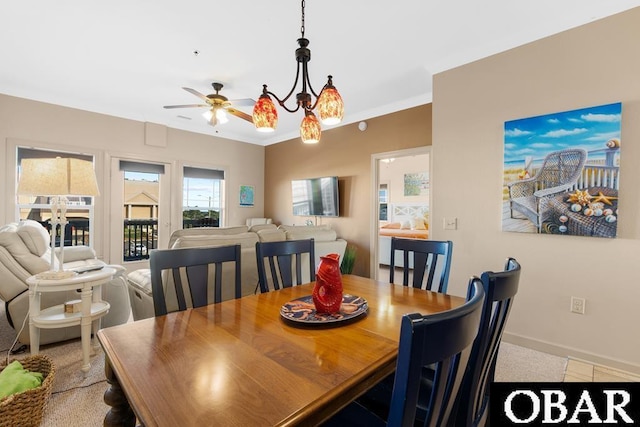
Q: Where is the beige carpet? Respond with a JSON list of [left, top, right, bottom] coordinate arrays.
[[495, 341, 568, 382], [2, 302, 567, 426]]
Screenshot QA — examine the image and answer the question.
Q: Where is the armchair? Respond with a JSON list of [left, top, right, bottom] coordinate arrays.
[[508, 148, 587, 232], [0, 220, 131, 346]]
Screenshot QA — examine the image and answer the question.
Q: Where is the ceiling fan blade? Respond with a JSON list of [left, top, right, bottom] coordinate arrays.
[[163, 104, 209, 109], [228, 98, 256, 107], [182, 87, 211, 103], [226, 108, 253, 123]]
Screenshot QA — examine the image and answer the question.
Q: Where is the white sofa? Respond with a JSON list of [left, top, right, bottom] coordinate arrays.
[[0, 220, 131, 346], [127, 223, 347, 320]]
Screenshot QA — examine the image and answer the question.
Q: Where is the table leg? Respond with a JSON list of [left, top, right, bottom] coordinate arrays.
[[103, 355, 137, 427], [28, 288, 41, 355], [80, 287, 92, 373]]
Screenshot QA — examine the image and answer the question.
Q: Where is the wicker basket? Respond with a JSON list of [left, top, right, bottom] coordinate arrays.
[[0, 355, 55, 427]]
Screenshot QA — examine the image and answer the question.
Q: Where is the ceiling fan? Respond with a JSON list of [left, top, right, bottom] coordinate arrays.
[[163, 83, 255, 127]]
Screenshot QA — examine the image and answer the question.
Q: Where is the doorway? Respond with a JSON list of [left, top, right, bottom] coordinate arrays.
[[370, 147, 431, 280]]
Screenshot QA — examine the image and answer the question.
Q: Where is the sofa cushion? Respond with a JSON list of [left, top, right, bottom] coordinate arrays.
[[168, 226, 249, 248], [172, 232, 258, 250], [246, 218, 272, 226], [256, 228, 286, 242], [248, 223, 277, 232], [61, 245, 98, 263], [128, 268, 152, 294], [16, 220, 51, 257]]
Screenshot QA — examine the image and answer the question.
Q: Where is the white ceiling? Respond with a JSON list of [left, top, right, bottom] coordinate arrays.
[[1, 1, 639, 146]]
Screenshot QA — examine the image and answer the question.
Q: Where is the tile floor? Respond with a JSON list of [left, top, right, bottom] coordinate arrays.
[[564, 359, 640, 382]]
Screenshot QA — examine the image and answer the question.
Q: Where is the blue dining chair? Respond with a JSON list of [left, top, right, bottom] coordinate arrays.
[[255, 238, 315, 293], [454, 257, 521, 427], [321, 280, 485, 427], [389, 238, 453, 293], [150, 244, 242, 316], [356, 258, 522, 426]]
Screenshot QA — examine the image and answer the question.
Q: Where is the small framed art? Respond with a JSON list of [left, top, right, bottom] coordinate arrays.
[[239, 185, 254, 207]]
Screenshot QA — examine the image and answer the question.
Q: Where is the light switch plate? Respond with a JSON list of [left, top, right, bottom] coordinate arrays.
[[443, 217, 458, 230]]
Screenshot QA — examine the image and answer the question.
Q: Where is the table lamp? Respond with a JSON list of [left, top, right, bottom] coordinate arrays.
[[17, 157, 100, 279]]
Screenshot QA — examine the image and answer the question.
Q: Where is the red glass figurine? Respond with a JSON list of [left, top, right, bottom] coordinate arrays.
[[312, 253, 343, 314]]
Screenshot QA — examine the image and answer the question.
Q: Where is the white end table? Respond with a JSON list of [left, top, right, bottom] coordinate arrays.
[[27, 267, 115, 373]]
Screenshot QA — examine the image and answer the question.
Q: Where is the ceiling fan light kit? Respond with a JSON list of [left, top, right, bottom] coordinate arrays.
[[252, 0, 344, 143], [202, 108, 229, 126], [164, 82, 254, 128]]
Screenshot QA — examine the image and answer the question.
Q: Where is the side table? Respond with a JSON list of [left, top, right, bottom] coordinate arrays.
[[27, 267, 115, 373]]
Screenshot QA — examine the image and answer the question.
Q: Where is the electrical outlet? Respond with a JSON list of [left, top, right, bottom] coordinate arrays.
[[570, 297, 585, 314]]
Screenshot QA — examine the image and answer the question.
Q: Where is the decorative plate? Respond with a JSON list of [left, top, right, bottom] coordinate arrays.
[[280, 294, 368, 325]]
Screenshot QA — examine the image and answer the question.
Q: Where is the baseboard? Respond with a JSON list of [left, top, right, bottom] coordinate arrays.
[[502, 332, 640, 376]]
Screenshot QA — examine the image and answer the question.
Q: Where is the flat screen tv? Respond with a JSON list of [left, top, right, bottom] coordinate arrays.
[[291, 176, 339, 217]]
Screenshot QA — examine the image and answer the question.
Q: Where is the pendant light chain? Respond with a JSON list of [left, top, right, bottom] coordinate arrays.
[[301, 0, 305, 38]]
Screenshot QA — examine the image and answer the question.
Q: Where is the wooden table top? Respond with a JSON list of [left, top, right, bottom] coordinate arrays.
[[98, 275, 464, 427]]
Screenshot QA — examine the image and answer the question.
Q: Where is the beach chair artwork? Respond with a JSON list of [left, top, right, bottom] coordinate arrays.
[[502, 102, 621, 238]]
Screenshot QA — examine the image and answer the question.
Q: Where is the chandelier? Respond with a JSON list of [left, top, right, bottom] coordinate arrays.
[[252, 0, 344, 144]]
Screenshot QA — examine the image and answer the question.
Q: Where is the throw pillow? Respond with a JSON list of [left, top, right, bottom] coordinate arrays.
[[410, 217, 427, 230]]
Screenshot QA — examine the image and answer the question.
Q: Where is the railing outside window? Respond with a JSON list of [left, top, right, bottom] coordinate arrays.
[[183, 217, 219, 228], [123, 219, 158, 261], [38, 218, 91, 246], [121, 218, 219, 261]]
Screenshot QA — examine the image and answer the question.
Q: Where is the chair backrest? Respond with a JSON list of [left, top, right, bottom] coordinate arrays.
[[389, 238, 453, 293], [255, 238, 315, 293], [150, 245, 242, 316], [533, 148, 587, 188], [456, 257, 521, 427], [387, 281, 485, 427]]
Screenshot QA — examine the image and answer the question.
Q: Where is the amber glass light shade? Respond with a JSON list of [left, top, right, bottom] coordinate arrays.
[[252, 94, 278, 132], [300, 112, 321, 144], [317, 86, 344, 125]]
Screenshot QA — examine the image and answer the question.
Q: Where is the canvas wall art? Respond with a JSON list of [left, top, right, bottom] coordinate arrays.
[[502, 102, 621, 238], [403, 172, 429, 196], [239, 185, 254, 207]]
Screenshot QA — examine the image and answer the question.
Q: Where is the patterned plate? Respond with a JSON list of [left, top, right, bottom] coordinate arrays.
[[280, 294, 368, 325]]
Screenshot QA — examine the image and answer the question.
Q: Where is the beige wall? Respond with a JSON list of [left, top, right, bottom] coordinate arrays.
[[265, 105, 432, 276], [0, 94, 265, 262], [432, 8, 640, 372]]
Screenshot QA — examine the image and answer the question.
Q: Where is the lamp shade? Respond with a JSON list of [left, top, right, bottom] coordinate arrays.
[[317, 86, 344, 125], [252, 93, 278, 133], [18, 158, 100, 196], [300, 112, 321, 144]]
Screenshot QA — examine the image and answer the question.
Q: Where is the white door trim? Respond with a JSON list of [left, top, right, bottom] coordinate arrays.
[[369, 146, 432, 279]]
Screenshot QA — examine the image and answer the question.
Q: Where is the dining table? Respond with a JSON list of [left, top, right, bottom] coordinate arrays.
[[97, 274, 465, 427]]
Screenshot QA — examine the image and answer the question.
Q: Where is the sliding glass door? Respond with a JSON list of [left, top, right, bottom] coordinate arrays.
[[109, 158, 171, 267]]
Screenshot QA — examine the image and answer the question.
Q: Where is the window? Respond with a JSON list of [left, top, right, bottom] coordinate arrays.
[[379, 183, 389, 221], [183, 167, 225, 228], [16, 147, 97, 248]]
